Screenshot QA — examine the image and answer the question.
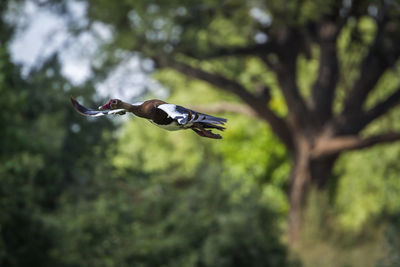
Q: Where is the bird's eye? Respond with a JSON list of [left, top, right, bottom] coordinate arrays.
[[112, 100, 117, 104]]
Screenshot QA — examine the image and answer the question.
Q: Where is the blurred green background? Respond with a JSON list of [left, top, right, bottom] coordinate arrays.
[[1, 0, 400, 266]]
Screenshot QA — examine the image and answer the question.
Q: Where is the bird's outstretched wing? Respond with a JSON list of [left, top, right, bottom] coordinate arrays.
[[70, 97, 125, 117], [157, 104, 227, 125]]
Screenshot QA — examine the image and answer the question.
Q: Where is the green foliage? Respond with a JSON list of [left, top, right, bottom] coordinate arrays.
[[212, 115, 289, 213], [113, 117, 207, 180], [333, 76, 400, 233], [0, 45, 56, 266], [0, 43, 117, 266], [52, 175, 293, 267], [335, 143, 400, 232]]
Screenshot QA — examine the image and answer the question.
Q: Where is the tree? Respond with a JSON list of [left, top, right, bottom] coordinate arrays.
[[51, 0, 400, 243]]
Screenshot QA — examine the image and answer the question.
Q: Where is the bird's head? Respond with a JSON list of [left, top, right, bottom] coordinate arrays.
[[99, 99, 122, 110]]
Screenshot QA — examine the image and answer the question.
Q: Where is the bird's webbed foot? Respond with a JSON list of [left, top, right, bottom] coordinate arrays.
[[191, 128, 222, 139]]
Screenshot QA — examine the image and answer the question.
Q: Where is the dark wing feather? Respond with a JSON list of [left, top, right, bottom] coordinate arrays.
[[70, 97, 125, 117]]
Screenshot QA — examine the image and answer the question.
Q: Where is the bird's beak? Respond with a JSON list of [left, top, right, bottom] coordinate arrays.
[[99, 103, 110, 110]]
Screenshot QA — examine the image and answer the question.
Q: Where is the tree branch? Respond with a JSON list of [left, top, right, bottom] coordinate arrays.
[[181, 42, 276, 60], [336, 87, 400, 135], [342, 38, 387, 115], [188, 102, 258, 118], [275, 53, 311, 129], [342, 5, 392, 116], [357, 87, 400, 129], [154, 56, 294, 150], [262, 28, 312, 130], [312, 132, 400, 157], [311, 21, 340, 124], [154, 57, 259, 104]]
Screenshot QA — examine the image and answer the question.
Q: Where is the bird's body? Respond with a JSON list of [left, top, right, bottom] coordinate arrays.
[[71, 97, 227, 139]]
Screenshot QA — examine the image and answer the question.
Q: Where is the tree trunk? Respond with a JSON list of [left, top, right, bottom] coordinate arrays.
[[288, 137, 311, 245], [288, 137, 338, 245]]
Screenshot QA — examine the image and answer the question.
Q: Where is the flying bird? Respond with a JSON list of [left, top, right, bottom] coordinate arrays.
[[70, 97, 227, 139]]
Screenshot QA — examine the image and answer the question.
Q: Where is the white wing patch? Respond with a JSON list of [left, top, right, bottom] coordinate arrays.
[[157, 104, 187, 124], [157, 104, 227, 126]]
